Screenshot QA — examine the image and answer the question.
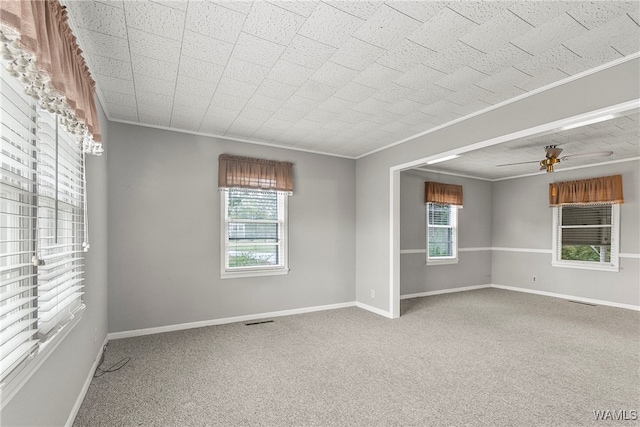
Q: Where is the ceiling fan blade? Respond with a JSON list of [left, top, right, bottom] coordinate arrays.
[[545, 146, 563, 159], [496, 160, 541, 167], [561, 151, 613, 161]]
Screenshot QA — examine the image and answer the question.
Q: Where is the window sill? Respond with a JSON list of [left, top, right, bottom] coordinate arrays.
[[426, 258, 459, 266], [221, 268, 289, 279], [1, 304, 85, 410], [552, 261, 619, 272]]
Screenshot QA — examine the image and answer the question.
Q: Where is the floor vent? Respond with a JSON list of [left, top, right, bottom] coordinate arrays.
[[569, 300, 597, 307], [245, 320, 274, 326]]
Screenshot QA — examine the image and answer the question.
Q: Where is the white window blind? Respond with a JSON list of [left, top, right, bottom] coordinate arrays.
[[1, 64, 85, 388], [221, 188, 288, 278]]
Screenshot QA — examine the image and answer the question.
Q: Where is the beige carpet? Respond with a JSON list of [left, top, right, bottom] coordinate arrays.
[[74, 289, 640, 426]]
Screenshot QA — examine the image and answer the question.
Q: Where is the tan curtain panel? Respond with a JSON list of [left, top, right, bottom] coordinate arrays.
[[424, 181, 463, 206], [1, 0, 101, 142], [549, 174, 624, 206], [218, 154, 294, 193]]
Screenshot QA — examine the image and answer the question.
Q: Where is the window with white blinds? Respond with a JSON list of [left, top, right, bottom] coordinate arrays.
[[1, 64, 86, 393], [552, 204, 620, 272], [221, 188, 288, 278], [426, 202, 458, 265]]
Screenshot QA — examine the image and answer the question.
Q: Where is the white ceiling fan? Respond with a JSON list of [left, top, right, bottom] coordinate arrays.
[[497, 145, 613, 173]]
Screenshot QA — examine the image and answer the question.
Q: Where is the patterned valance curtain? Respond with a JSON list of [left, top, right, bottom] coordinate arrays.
[[0, 0, 102, 154], [218, 154, 294, 194], [549, 175, 624, 206], [424, 181, 463, 206]]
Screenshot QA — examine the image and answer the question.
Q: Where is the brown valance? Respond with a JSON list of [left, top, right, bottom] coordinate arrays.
[[425, 181, 463, 206], [549, 174, 624, 206], [218, 154, 293, 193], [1, 0, 101, 142]]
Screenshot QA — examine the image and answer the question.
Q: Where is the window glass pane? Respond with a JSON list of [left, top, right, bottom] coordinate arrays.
[[561, 245, 611, 262], [560, 205, 613, 263], [228, 190, 277, 220], [228, 222, 278, 242], [428, 227, 453, 257], [428, 203, 451, 226], [228, 244, 279, 267]]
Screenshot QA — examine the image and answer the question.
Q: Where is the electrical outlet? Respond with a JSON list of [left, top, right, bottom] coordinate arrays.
[[370, 290, 375, 298], [532, 276, 537, 282]]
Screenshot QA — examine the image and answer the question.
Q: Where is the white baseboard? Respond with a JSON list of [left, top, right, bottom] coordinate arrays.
[[355, 301, 392, 318], [490, 284, 640, 311], [401, 284, 491, 300], [66, 336, 109, 427], [108, 301, 356, 340]]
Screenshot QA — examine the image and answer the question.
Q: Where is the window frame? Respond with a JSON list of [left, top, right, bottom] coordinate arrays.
[[220, 189, 289, 279], [1, 66, 86, 407], [551, 204, 620, 272], [426, 202, 459, 266]]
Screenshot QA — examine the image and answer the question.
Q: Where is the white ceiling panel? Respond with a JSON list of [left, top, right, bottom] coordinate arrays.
[[181, 31, 234, 66], [132, 55, 178, 82], [216, 77, 259, 99], [223, 58, 270, 85], [185, 1, 246, 44], [76, 29, 130, 62], [376, 39, 435, 72], [180, 56, 224, 83], [124, 1, 185, 40], [408, 7, 479, 51], [233, 33, 287, 68], [87, 54, 132, 80], [310, 62, 359, 88], [128, 28, 182, 64], [94, 74, 135, 96], [66, 1, 127, 38], [134, 74, 176, 97], [329, 37, 386, 71], [243, 2, 306, 45], [64, 0, 640, 162], [353, 4, 421, 49], [297, 2, 366, 48], [352, 63, 402, 90], [267, 60, 315, 86]]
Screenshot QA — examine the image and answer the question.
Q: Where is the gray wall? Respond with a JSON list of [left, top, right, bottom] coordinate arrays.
[[2, 105, 109, 426], [491, 160, 640, 306], [106, 123, 356, 333], [356, 57, 640, 313], [400, 170, 492, 295]]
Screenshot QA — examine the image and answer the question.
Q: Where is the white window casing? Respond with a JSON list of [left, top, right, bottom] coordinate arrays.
[[426, 203, 459, 266], [220, 189, 289, 279], [552, 204, 620, 272]]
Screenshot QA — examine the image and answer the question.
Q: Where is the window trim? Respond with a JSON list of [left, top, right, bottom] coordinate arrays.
[[551, 204, 620, 272], [426, 202, 459, 266], [220, 189, 289, 279]]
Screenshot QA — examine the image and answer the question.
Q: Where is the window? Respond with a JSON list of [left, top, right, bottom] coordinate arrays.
[[552, 204, 620, 271], [221, 188, 288, 278], [426, 203, 458, 265], [1, 65, 86, 400]]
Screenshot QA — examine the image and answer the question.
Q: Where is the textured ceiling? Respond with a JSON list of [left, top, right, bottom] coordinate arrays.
[[417, 111, 640, 179], [63, 1, 640, 159]]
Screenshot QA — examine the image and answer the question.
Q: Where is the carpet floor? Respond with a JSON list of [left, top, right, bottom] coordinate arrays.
[[73, 289, 640, 426]]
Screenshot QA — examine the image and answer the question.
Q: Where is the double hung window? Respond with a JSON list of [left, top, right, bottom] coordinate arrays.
[[552, 204, 619, 271], [426, 203, 458, 265], [218, 154, 293, 279], [1, 65, 86, 398], [221, 189, 288, 278]]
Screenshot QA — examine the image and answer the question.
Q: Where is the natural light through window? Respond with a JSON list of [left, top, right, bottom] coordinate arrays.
[[426, 203, 458, 265]]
